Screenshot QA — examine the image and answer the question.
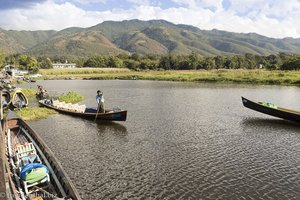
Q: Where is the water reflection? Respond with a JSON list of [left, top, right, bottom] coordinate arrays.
[[241, 117, 300, 130], [96, 121, 128, 136]]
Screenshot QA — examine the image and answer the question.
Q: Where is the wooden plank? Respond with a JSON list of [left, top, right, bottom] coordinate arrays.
[[20, 126, 67, 197], [0, 121, 7, 200]]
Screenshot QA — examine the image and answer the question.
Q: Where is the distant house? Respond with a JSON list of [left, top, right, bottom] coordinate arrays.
[[4, 65, 28, 78], [52, 63, 76, 69]]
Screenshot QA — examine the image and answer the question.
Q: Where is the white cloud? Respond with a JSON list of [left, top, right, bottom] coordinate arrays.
[[126, 0, 151, 6], [171, 0, 223, 10], [228, 0, 300, 19], [228, 0, 269, 13], [0, 0, 299, 38], [0, 1, 97, 30], [72, 0, 106, 4]]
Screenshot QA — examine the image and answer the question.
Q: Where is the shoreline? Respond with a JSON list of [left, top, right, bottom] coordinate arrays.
[[39, 69, 300, 86]]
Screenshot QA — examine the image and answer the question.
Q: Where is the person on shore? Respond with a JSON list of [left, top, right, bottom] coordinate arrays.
[[96, 90, 105, 113], [36, 85, 49, 100]]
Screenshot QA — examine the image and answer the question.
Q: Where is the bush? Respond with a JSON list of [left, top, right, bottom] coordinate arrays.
[[58, 91, 85, 103]]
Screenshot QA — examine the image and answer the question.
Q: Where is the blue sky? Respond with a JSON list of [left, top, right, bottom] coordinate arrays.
[[0, 0, 299, 38]]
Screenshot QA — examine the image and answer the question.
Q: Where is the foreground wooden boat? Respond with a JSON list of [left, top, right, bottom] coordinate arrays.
[[241, 96, 300, 123], [39, 100, 127, 121], [1, 111, 81, 199], [11, 88, 28, 108]]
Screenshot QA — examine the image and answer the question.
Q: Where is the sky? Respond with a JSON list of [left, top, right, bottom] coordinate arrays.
[[0, 0, 299, 38]]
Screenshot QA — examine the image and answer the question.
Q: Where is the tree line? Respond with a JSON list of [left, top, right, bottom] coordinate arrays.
[[1, 52, 300, 72]]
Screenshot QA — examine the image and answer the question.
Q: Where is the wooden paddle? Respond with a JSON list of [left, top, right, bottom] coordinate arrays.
[[94, 102, 101, 121]]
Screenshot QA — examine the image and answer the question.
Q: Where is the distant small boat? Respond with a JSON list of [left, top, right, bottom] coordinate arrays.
[[11, 88, 28, 108], [1, 90, 11, 107], [1, 111, 81, 199], [39, 99, 127, 121], [241, 96, 300, 122]]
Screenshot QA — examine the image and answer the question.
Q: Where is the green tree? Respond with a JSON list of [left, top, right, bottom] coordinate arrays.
[[159, 55, 177, 70], [107, 57, 124, 68], [265, 54, 280, 70], [187, 52, 199, 70], [214, 56, 225, 69], [38, 57, 52, 69], [139, 59, 159, 70], [0, 52, 4, 69], [280, 55, 300, 70], [73, 58, 85, 68], [244, 53, 256, 69], [84, 56, 107, 68], [18, 55, 39, 73], [5, 54, 19, 65], [202, 57, 216, 69], [124, 59, 140, 70], [130, 53, 141, 61]]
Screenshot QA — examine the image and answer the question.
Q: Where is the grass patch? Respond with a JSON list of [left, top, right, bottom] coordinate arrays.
[[57, 91, 85, 103], [39, 68, 300, 86], [16, 107, 57, 121], [40, 68, 129, 76], [21, 88, 37, 97]]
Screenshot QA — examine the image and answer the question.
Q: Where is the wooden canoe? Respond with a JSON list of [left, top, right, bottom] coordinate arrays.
[[11, 88, 28, 108], [1, 111, 82, 199], [39, 100, 127, 121], [242, 96, 300, 123]]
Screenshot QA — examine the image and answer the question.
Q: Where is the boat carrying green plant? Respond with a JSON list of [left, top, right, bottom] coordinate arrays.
[[57, 91, 85, 103], [13, 89, 84, 121]]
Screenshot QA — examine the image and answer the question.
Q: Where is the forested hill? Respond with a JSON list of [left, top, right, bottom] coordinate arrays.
[[1, 19, 300, 57]]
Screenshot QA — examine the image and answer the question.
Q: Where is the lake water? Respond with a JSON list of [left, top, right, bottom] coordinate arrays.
[[22, 80, 300, 199]]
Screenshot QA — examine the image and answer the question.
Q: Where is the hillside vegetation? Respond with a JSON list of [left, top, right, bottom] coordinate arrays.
[[0, 19, 300, 57]]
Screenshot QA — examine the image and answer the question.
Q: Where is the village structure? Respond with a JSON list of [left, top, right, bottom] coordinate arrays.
[[52, 60, 76, 69]]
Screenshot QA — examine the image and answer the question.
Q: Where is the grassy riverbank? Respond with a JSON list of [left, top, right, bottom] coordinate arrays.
[[15, 91, 84, 121], [16, 108, 58, 121], [21, 88, 37, 97], [39, 68, 300, 85]]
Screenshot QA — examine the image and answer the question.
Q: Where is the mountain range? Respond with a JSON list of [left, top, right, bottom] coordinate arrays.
[[1, 19, 300, 57]]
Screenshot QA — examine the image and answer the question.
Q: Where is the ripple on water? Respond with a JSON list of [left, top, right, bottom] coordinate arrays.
[[27, 80, 300, 199]]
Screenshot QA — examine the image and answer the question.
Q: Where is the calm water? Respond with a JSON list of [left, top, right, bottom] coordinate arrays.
[[22, 80, 300, 200]]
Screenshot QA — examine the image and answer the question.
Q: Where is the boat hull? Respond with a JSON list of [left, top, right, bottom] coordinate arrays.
[[1, 111, 82, 199], [39, 101, 127, 121], [11, 90, 28, 108], [1, 90, 11, 108], [242, 96, 300, 122]]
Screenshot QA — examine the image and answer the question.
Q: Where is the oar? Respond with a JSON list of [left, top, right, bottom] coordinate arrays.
[[94, 102, 101, 121]]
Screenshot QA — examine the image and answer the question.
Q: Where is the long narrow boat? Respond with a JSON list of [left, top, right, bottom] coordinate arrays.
[[1, 111, 82, 200], [38, 100, 127, 121], [0, 122, 6, 200], [241, 96, 300, 123], [11, 88, 28, 108]]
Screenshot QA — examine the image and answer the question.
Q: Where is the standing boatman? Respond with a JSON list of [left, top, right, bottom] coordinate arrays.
[[96, 90, 105, 113]]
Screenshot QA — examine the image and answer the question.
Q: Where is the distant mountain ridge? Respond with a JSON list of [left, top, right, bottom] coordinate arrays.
[[0, 19, 300, 57]]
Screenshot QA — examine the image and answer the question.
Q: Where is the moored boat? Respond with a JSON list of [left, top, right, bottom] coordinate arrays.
[[1, 111, 82, 199], [1, 90, 12, 108], [39, 99, 127, 121], [241, 96, 300, 123], [11, 88, 28, 109]]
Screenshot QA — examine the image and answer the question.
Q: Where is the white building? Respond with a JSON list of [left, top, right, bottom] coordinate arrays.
[[52, 63, 76, 69], [4, 65, 28, 77]]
